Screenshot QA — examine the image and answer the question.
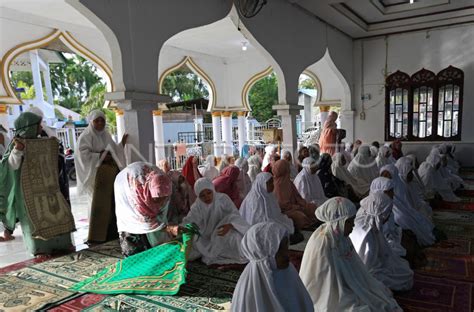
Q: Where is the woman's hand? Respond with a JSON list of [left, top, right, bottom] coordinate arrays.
[[121, 134, 129, 147], [217, 224, 234, 236], [13, 138, 25, 151]]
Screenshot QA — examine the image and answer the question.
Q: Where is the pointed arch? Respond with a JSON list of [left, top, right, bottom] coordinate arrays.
[[157, 56, 216, 111], [241, 66, 273, 112], [302, 69, 322, 103], [1, 29, 114, 105]]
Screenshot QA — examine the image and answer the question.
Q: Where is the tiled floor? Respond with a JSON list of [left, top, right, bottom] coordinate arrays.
[[0, 182, 90, 268]]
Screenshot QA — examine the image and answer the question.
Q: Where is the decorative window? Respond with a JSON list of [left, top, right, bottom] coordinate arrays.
[[385, 71, 410, 140], [385, 66, 463, 141]]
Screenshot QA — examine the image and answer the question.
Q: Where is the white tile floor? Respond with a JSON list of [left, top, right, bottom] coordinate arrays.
[[0, 182, 90, 268]]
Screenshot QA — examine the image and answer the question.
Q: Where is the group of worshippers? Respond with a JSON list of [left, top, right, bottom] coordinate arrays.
[[1, 107, 466, 311]]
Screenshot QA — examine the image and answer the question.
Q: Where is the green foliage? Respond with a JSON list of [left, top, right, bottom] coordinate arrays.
[[80, 83, 116, 133], [162, 68, 209, 102], [10, 71, 34, 87], [299, 78, 317, 89], [248, 73, 278, 122], [54, 108, 65, 120]]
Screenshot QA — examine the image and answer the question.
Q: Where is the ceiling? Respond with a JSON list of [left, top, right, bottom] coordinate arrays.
[[293, 0, 474, 38]]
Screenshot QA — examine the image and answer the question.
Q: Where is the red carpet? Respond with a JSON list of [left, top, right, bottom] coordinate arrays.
[[48, 294, 106, 311]]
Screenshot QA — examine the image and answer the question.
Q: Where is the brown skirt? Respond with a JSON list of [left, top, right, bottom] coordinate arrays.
[[88, 162, 120, 243]]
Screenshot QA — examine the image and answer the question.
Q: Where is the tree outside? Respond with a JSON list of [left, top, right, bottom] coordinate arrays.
[[248, 73, 278, 123], [161, 67, 209, 102]]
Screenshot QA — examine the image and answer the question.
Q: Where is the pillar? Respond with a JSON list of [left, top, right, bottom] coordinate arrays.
[[211, 111, 223, 156], [115, 108, 125, 142], [29, 50, 45, 105], [221, 111, 233, 156], [339, 109, 355, 142], [0, 104, 9, 131], [275, 104, 302, 155], [319, 105, 330, 128], [42, 62, 54, 106], [106, 91, 170, 165], [153, 109, 166, 164], [237, 111, 247, 156]]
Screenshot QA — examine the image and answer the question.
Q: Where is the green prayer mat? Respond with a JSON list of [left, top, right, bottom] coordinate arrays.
[[71, 224, 199, 295]]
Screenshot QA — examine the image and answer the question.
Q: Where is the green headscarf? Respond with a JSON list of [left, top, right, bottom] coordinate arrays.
[[0, 112, 41, 231]]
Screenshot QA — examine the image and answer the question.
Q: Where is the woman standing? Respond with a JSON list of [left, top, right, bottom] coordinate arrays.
[[76, 110, 127, 244], [319, 111, 339, 156], [0, 112, 75, 255]]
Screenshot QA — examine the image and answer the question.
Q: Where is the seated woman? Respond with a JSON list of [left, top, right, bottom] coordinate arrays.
[[294, 157, 327, 206], [350, 191, 413, 291], [296, 146, 310, 172], [380, 164, 435, 247], [114, 162, 182, 257], [396, 157, 432, 219], [348, 145, 379, 195], [76, 110, 127, 244], [158, 159, 189, 223], [317, 153, 345, 198], [391, 139, 403, 160], [376, 146, 395, 169], [263, 154, 280, 175], [273, 160, 317, 230], [418, 150, 461, 202], [262, 145, 277, 171], [213, 165, 242, 208], [232, 222, 313, 312], [299, 197, 401, 311], [281, 149, 298, 179], [182, 178, 249, 265], [247, 155, 262, 183], [240, 172, 294, 234], [235, 158, 252, 199], [331, 152, 366, 199], [439, 153, 464, 191], [1, 112, 74, 256], [199, 155, 219, 181]]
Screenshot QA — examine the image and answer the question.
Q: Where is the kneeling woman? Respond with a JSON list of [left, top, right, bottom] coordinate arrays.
[[232, 222, 313, 312], [183, 178, 249, 265], [114, 162, 180, 257], [299, 197, 401, 311]]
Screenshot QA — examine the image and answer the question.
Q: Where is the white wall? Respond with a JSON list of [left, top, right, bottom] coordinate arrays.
[[353, 23, 474, 165]]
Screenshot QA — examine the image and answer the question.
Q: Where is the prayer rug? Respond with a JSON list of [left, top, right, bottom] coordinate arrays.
[[289, 230, 313, 252], [416, 253, 474, 281], [48, 294, 107, 312], [425, 238, 474, 256], [433, 210, 474, 223], [21, 138, 76, 240], [435, 222, 474, 239], [435, 200, 474, 212], [0, 275, 75, 311], [395, 274, 474, 312]]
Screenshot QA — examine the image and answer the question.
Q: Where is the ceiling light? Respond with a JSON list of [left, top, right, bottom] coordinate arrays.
[[242, 42, 248, 51], [410, 0, 414, 3]]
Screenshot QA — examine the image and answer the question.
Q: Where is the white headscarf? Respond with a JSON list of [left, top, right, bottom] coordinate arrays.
[[376, 146, 395, 169], [76, 109, 126, 197], [262, 145, 276, 170], [293, 157, 327, 206], [247, 155, 262, 183], [418, 150, 461, 202], [380, 164, 435, 246], [350, 191, 414, 291], [232, 222, 313, 312], [299, 197, 401, 311], [235, 158, 252, 199], [331, 153, 366, 197], [240, 172, 294, 234], [370, 177, 406, 257], [281, 149, 298, 179], [347, 145, 379, 195], [182, 178, 249, 265], [200, 155, 219, 181]]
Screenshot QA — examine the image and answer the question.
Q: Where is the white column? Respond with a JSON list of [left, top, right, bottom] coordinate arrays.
[[211, 111, 223, 156], [43, 64, 55, 105], [29, 51, 45, 105], [319, 105, 330, 128], [115, 109, 125, 141], [275, 104, 302, 155], [0, 105, 9, 131], [221, 111, 233, 156], [237, 111, 247, 156], [339, 109, 355, 142], [153, 109, 166, 164]]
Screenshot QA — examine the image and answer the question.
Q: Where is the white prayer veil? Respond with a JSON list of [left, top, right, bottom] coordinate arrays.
[[294, 157, 327, 206], [247, 155, 262, 183], [240, 172, 294, 234]]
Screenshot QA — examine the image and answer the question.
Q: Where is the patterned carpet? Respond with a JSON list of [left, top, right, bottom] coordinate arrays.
[[2, 170, 474, 311]]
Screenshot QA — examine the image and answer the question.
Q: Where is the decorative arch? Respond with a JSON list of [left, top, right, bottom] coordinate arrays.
[[301, 69, 322, 103], [241, 66, 273, 112], [1, 29, 114, 105], [157, 56, 216, 111]]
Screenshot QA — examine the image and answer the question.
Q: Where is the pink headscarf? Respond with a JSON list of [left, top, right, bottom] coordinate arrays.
[[213, 165, 242, 208], [128, 167, 172, 225], [273, 160, 308, 213]]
